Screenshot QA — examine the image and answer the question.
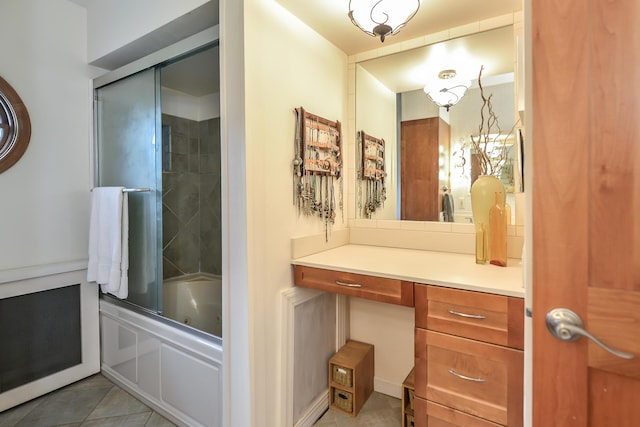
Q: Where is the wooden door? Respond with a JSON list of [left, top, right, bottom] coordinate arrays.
[[532, 1, 640, 426], [401, 118, 449, 221]]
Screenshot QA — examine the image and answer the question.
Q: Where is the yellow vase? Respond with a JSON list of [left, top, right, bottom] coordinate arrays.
[[471, 175, 505, 264]]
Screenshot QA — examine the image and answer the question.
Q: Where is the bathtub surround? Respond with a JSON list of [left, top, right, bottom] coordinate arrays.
[[100, 298, 222, 427], [162, 114, 222, 280]]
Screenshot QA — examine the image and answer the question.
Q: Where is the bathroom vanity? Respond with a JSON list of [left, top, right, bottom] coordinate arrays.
[[292, 244, 524, 427]]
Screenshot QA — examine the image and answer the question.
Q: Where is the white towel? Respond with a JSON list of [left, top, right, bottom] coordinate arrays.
[[87, 187, 129, 299]]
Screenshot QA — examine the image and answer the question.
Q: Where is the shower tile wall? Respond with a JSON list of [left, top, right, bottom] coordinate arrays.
[[162, 114, 221, 279]]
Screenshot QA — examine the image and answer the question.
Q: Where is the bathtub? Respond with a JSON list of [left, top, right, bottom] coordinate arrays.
[[163, 273, 222, 337], [100, 297, 222, 427]]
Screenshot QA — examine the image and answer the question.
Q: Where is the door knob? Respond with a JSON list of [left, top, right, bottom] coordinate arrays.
[[545, 308, 634, 360]]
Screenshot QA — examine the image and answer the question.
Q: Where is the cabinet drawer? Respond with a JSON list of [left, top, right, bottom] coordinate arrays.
[[415, 285, 524, 349], [414, 330, 523, 427], [294, 265, 414, 306], [413, 397, 502, 427]]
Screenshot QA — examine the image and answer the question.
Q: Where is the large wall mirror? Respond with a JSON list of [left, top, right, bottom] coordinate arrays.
[[355, 25, 522, 224]]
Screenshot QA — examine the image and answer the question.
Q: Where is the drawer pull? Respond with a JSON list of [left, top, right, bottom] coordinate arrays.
[[448, 369, 486, 383], [335, 280, 362, 288], [447, 309, 486, 319]]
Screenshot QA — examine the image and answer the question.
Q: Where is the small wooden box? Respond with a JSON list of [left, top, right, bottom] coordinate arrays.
[[402, 367, 415, 427], [328, 340, 374, 417], [405, 413, 415, 427]]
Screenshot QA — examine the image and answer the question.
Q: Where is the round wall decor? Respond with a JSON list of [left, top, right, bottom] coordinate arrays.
[[0, 75, 31, 174]]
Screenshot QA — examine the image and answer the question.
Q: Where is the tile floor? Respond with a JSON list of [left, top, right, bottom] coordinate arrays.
[[313, 392, 402, 427], [1, 375, 401, 427], [0, 374, 175, 427]]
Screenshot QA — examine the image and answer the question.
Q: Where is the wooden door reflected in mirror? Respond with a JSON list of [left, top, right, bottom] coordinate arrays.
[[401, 117, 450, 221]]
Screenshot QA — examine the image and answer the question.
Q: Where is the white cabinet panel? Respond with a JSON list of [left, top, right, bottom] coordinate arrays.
[[161, 344, 221, 427], [137, 330, 162, 400], [101, 316, 137, 382]]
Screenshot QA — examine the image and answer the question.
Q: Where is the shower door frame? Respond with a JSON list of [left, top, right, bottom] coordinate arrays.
[[94, 67, 163, 313], [92, 28, 220, 316]]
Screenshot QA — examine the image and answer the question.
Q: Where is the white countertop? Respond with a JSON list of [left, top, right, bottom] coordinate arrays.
[[292, 244, 524, 298]]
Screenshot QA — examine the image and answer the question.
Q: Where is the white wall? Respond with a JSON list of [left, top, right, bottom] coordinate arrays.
[[162, 88, 220, 121], [401, 90, 441, 121], [355, 65, 397, 220], [84, 0, 209, 63], [0, 0, 92, 271], [219, 1, 250, 426], [243, 0, 347, 425], [349, 298, 415, 396]]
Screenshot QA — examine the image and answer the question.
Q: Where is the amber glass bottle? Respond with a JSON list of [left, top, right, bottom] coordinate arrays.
[[489, 192, 508, 267], [475, 223, 488, 264]]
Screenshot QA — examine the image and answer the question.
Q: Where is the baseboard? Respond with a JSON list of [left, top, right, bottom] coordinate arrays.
[[294, 391, 329, 427], [374, 377, 402, 399]]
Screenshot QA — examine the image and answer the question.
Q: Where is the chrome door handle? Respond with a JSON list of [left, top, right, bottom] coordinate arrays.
[[545, 308, 634, 360]]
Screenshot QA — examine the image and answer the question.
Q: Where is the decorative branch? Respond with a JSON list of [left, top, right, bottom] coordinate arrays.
[[468, 66, 519, 179]]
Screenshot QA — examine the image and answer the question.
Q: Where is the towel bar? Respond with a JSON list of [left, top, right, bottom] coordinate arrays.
[[91, 187, 151, 193], [122, 188, 151, 193]]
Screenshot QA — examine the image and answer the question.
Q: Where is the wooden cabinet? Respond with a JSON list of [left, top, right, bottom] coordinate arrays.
[[415, 285, 524, 350], [402, 368, 416, 427], [293, 265, 414, 307], [328, 340, 374, 417], [414, 399, 503, 427], [414, 284, 524, 427]]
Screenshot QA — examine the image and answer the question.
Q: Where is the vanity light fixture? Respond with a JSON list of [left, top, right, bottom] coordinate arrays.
[[348, 0, 421, 43], [424, 69, 471, 111]]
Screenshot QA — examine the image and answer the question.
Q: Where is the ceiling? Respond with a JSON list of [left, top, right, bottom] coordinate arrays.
[[274, 0, 522, 56], [72, 1, 521, 97], [162, 45, 220, 97]]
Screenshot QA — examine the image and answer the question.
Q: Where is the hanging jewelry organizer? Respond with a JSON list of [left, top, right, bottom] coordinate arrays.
[[356, 130, 386, 218], [293, 107, 343, 241]]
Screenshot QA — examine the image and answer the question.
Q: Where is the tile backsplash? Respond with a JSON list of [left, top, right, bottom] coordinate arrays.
[[348, 219, 524, 259]]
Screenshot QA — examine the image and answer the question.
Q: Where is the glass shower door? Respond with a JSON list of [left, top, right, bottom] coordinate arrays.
[[95, 68, 162, 313]]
